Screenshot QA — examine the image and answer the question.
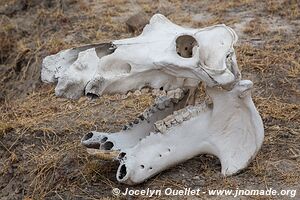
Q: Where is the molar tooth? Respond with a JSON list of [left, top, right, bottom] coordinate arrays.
[[160, 90, 167, 97], [173, 110, 180, 115], [152, 89, 166, 97], [182, 111, 191, 120], [121, 94, 127, 100], [174, 114, 183, 123], [167, 90, 175, 98], [126, 91, 133, 97], [143, 111, 151, 121], [154, 120, 167, 133], [152, 89, 160, 96], [133, 119, 139, 124], [134, 90, 142, 96], [141, 88, 149, 94], [171, 120, 177, 125], [164, 115, 175, 128], [164, 120, 171, 128], [161, 126, 167, 133], [174, 88, 184, 100]]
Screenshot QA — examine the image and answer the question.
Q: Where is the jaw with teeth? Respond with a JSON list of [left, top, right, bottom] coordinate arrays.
[[41, 14, 264, 185], [81, 88, 188, 159], [41, 14, 239, 99], [115, 80, 264, 185], [80, 80, 264, 185]]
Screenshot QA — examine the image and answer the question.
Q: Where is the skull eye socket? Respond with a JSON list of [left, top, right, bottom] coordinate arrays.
[[175, 35, 198, 58]]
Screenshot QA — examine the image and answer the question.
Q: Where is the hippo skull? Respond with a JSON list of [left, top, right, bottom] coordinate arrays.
[[41, 14, 264, 185], [41, 14, 240, 99]]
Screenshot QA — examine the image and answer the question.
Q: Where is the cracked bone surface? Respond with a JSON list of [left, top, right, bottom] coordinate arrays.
[[116, 80, 264, 185], [41, 14, 240, 99]]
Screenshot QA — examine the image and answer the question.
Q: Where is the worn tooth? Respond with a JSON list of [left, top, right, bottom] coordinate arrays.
[[152, 89, 160, 96], [154, 120, 167, 133], [126, 91, 133, 98], [165, 122, 172, 128], [123, 125, 128, 130], [143, 111, 151, 121], [121, 94, 127, 100], [182, 110, 191, 120], [143, 112, 148, 119], [171, 120, 178, 125], [160, 90, 167, 96], [164, 115, 175, 128], [174, 114, 183, 123], [152, 88, 167, 97], [167, 90, 175, 99], [133, 119, 139, 124], [173, 110, 180, 115], [141, 88, 150, 94], [133, 90, 142, 96], [128, 122, 133, 127], [174, 88, 184, 100]]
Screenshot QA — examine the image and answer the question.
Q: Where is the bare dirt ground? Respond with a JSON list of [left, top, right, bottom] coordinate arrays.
[[0, 0, 299, 199]]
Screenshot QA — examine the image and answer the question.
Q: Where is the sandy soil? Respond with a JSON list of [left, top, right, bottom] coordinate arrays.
[[0, 0, 299, 199]]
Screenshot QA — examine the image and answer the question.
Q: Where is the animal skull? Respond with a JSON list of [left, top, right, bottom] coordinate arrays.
[[41, 14, 264, 185], [41, 14, 240, 99]]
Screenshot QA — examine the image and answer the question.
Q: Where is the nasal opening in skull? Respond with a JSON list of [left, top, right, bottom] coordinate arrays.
[[176, 35, 198, 58]]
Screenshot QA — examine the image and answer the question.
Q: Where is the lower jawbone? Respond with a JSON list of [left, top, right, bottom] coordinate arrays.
[[81, 80, 264, 185]]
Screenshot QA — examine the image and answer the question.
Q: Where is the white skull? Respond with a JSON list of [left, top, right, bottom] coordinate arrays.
[[41, 14, 264, 185], [42, 14, 240, 99]]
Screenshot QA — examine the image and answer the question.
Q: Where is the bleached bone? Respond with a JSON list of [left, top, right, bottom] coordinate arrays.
[[41, 14, 240, 99], [81, 88, 187, 159], [116, 80, 264, 185], [41, 13, 264, 185]]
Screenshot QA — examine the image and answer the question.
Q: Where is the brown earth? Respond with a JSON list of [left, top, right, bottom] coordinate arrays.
[[0, 0, 299, 199]]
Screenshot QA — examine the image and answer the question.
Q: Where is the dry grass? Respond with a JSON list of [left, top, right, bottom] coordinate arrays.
[[0, 85, 153, 135], [0, 0, 299, 199]]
